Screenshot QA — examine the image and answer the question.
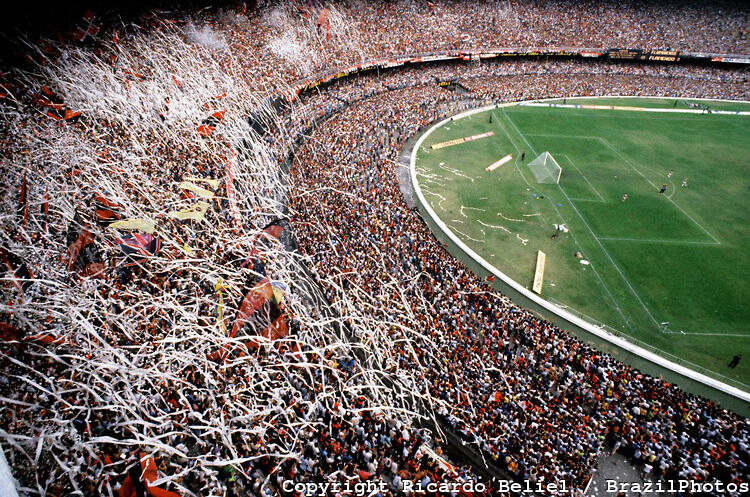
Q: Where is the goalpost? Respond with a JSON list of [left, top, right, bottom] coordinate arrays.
[[528, 152, 562, 184]]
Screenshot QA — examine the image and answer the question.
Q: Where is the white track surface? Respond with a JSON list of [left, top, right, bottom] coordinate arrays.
[[410, 96, 750, 404]]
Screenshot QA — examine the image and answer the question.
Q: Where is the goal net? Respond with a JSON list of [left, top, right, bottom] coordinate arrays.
[[528, 152, 562, 184]]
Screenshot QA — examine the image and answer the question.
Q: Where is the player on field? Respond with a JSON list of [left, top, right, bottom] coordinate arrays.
[[659, 184, 667, 194], [621, 193, 628, 202], [667, 169, 673, 178], [681, 178, 688, 187], [729, 354, 742, 369]]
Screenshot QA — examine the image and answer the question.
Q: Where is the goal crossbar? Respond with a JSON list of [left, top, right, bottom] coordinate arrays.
[[528, 151, 562, 184]]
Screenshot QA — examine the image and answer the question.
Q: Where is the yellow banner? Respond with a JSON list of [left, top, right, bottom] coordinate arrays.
[[185, 176, 221, 190], [169, 201, 211, 221], [431, 131, 495, 149], [215, 277, 227, 335], [533, 250, 546, 294], [178, 181, 215, 199], [431, 137, 465, 149], [109, 218, 156, 233], [486, 154, 512, 172]]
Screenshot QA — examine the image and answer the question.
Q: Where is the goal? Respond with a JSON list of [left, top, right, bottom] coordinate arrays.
[[528, 152, 562, 184]]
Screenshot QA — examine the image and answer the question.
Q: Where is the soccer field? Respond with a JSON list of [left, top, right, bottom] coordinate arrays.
[[414, 97, 750, 388]]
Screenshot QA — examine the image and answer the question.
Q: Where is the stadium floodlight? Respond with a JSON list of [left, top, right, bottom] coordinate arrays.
[[528, 151, 562, 184]]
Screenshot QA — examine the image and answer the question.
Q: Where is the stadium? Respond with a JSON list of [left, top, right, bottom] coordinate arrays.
[[0, 1, 747, 496]]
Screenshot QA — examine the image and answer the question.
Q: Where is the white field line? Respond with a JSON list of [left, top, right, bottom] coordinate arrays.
[[546, 298, 638, 338], [557, 182, 662, 328], [505, 110, 662, 328], [519, 101, 750, 116], [598, 236, 720, 246], [524, 133, 721, 245], [666, 178, 677, 199], [494, 118, 535, 191], [502, 108, 536, 155], [560, 153, 606, 202], [498, 111, 633, 330], [525, 99, 741, 339], [516, 129, 722, 333], [597, 138, 721, 244], [552, 96, 750, 105], [411, 101, 750, 401], [526, 133, 601, 140], [514, 106, 724, 122], [660, 330, 750, 337]]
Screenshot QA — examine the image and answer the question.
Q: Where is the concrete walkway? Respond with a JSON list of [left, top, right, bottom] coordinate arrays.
[[587, 451, 678, 497]]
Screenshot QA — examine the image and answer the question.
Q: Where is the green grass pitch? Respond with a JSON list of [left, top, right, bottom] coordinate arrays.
[[415, 97, 750, 388]]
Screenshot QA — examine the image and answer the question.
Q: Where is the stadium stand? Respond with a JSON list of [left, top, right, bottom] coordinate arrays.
[[0, 1, 748, 496]]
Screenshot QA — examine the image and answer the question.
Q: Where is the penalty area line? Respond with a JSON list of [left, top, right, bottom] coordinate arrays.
[[660, 330, 750, 337], [526, 132, 721, 245], [500, 110, 635, 332], [597, 137, 721, 245], [556, 175, 663, 330], [597, 236, 720, 246], [560, 153, 606, 203]]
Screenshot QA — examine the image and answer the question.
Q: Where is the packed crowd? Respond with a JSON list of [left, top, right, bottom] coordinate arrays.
[[217, 0, 749, 92], [290, 59, 750, 493], [291, 58, 748, 111], [0, 19, 483, 497], [0, 1, 748, 496]]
